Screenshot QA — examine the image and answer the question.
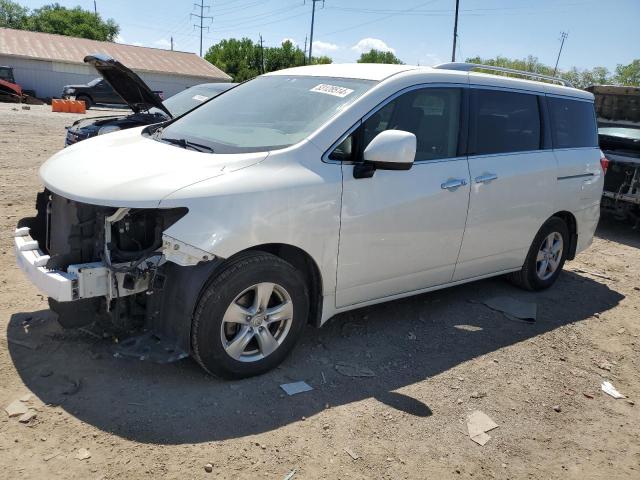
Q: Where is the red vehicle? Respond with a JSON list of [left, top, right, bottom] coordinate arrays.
[[0, 65, 40, 103]]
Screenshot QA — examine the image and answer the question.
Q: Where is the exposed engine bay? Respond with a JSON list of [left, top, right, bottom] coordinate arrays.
[[18, 189, 188, 331]]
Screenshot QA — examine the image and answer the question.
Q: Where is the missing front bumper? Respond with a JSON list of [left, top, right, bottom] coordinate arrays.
[[14, 227, 151, 302]]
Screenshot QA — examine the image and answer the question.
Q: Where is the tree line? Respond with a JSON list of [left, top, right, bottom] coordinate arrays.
[[0, 0, 118, 41], [465, 55, 640, 89], [204, 38, 332, 82], [204, 39, 405, 82]]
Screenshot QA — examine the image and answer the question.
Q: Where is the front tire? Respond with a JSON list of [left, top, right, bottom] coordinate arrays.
[[191, 252, 309, 378], [510, 217, 569, 291]]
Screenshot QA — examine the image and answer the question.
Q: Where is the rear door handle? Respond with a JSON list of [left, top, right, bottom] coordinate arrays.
[[475, 173, 498, 184], [441, 178, 468, 190]]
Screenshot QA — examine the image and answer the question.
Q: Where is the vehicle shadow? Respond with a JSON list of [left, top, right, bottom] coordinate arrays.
[[7, 271, 623, 445], [596, 214, 640, 249]]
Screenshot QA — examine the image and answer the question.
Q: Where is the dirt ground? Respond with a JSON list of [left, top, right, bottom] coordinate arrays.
[[0, 103, 639, 479]]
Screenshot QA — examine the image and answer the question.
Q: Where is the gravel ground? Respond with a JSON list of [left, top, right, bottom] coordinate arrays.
[[0, 103, 639, 479]]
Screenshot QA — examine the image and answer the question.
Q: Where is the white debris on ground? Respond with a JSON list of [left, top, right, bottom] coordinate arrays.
[[467, 410, 499, 446]]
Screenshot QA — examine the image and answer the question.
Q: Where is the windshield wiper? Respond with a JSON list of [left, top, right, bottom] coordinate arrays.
[[161, 137, 214, 153]]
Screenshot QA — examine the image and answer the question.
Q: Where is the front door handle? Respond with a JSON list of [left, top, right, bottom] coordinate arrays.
[[475, 173, 498, 184], [441, 178, 468, 190]]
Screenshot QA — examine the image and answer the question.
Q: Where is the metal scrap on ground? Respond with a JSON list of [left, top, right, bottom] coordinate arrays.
[[481, 296, 537, 322], [467, 410, 499, 446], [280, 381, 313, 396], [282, 469, 296, 480]]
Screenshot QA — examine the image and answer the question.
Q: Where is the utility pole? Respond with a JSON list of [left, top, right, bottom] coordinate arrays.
[[451, 0, 460, 62], [553, 32, 568, 76], [303, 36, 308, 65], [259, 34, 265, 74], [171, 36, 174, 51], [306, 0, 324, 63], [93, 0, 97, 15], [192, 0, 213, 57]]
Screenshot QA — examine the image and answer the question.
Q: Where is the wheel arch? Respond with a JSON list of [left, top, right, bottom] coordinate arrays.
[[75, 92, 93, 105], [146, 243, 324, 355], [550, 210, 578, 260], [239, 243, 324, 327]]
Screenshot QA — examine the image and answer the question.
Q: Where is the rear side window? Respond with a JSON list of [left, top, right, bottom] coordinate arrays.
[[469, 89, 541, 155], [547, 97, 597, 148]]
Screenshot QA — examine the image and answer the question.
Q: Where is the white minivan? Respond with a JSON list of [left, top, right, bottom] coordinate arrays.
[[15, 63, 604, 378]]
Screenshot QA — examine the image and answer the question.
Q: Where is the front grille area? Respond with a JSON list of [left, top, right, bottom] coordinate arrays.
[[19, 190, 188, 271]]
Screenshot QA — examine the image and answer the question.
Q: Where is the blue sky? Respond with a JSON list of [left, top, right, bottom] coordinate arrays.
[[19, 0, 640, 71]]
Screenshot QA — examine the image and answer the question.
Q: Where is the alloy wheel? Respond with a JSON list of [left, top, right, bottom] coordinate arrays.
[[536, 232, 563, 281], [220, 282, 293, 362]]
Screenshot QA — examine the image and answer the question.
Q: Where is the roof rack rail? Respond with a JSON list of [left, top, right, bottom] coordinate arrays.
[[433, 62, 573, 88]]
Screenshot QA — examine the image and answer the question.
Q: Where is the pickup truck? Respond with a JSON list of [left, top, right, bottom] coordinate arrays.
[[62, 75, 163, 109]]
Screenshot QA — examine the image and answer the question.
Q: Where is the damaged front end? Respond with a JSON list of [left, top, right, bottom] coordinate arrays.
[[14, 190, 212, 347]]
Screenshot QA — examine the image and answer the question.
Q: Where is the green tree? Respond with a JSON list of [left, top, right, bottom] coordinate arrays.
[[263, 40, 306, 72], [357, 49, 403, 64], [312, 55, 332, 65], [27, 3, 118, 41], [206, 38, 332, 81], [0, 0, 29, 29], [204, 37, 261, 82], [613, 59, 640, 86]]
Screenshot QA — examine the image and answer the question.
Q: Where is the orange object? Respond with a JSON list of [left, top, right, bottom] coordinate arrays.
[[75, 100, 86, 114], [51, 98, 86, 114]]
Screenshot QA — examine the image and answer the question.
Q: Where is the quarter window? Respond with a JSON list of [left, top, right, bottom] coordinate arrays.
[[469, 89, 541, 155], [547, 97, 597, 148], [330, 87, 462, 162]]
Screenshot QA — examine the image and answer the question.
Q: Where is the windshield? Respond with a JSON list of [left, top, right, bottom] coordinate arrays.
[[157, 75, 375, 153], [152, 83, 234, 117]]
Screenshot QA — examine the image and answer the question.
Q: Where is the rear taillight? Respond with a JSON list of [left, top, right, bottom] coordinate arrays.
[[600, 151, 609, 173]]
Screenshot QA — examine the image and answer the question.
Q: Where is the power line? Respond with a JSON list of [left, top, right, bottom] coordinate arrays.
[[305, 0, 324, 63], [322, 0, 439, 36], [553, 32, 568, 76], [192, 0, 213, 56]]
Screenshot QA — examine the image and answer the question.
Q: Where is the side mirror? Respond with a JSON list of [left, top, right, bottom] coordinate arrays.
[[363, 130, 416, 170]]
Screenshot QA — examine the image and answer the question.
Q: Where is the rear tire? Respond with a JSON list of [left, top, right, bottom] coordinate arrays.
[[509, 217, 569, 291], [191, 251, 309, 379], [76, 95, 92, 109]]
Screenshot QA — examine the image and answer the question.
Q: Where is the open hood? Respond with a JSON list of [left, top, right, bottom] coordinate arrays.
[[84, 54, 172, 118]]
